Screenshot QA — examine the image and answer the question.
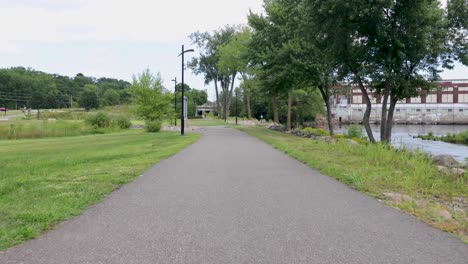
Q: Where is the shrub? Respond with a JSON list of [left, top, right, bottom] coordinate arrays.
[[346, 124, 364, 139], [145, 120, 161, 132], [114, 115, 132, 129], [85, 112, 112, 128], [302, 127, 329, 136]]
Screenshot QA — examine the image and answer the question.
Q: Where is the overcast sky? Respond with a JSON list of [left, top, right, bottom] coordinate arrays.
[[0, 0, 466, 100]]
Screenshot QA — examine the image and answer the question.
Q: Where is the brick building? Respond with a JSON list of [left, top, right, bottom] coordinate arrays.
[[331, 79, 468, 124]]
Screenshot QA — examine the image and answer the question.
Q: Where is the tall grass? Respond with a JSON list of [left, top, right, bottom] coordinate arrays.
[[0, 120, 120, 140]]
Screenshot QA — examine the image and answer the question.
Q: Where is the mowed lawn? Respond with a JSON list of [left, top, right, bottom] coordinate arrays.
[[0, 130, 200, 250]]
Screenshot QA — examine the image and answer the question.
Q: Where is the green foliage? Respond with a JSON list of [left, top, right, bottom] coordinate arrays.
[[103, 89, 120, 106], [79, 89, 100, 110], [145, 120, 161, 132], [302, 127, 329, 136], [131, 69, 172, 122], [346, 124, 365, 139], [0, 120, 95, 140], [416, 130, 468, 146], [0, 131, 200, 249], [114, 115, 132, 129], [85, 112, 112, 128]]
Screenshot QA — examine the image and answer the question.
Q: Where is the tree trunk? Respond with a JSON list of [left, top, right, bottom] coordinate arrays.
[[385, 94, 397, 143], [246, 92, 252, 119], [224, 73, 236, 120], [287, 90, 292, 131], [272, 96, 279, 123], [318, 84, 334, 136], [380, 79, 391, 142], [214, 79, 221, 119], [355, 74, 376, 143]]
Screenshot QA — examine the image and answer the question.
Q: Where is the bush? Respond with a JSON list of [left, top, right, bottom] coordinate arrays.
[[302, 127, 329, 136], [145, 120, 161, 132], [346, 124, 364, 139], [114, 115, 132, 129], [85, 112, 112, 128]]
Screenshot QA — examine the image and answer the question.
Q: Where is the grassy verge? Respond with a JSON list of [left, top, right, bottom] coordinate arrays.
[[238, 126, 467, 242], [0, 130, 200, 250], [0, 120, 122, 140]]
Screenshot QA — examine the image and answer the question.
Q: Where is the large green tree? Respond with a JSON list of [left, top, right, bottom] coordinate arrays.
[[189, 25, 238, 120], [131, 69, 172, 122]]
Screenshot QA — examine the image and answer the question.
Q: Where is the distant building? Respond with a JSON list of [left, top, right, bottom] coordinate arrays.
[[195, 103, 218, 117], [331, 79, 468, 124]]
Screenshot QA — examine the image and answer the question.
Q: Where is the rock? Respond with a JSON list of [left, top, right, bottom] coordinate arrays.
[[451, 168, 465, 176], [438, 209, 452, 220], [432, 155, 460, 169], [416, 199, 429, 208], [346, 139, 358, 145], [268, 124, 287, 132], [321, 136, 336, 144], [382, 192, 414, 203]]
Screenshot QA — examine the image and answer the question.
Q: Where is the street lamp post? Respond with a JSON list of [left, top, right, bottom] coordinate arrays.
[[178, 45, 194, 136], [172, 78, 177, 126]]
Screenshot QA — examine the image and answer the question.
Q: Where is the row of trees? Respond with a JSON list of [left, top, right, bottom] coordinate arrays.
[[0, 67, 131, 110], [0, 67, 209, 116], [190, 0, 467, 142]]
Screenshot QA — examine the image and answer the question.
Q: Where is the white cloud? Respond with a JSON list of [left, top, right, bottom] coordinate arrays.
[[0, 0, 264, 46]]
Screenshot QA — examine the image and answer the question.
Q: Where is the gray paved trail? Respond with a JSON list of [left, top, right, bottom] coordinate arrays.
[[1, 127, 467, 264]]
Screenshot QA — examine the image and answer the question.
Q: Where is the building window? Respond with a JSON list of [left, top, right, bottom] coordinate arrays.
[[444, 87, 454, 91], [426, 94, 437, 103], [411, 96, 421, 103], [459, 109, 464, 112], [416, 109, 421, 112], [426, 109, 431, 112], [353, 95, 363, 104], [459, 94, 468, 103], [357, 109, 362, 112], [448, 109, 453, 112], [396, 109, 401, 112], [442, 94, 453, 103], [459, 87, 468, 91]]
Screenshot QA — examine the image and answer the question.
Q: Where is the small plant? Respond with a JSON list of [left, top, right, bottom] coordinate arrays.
[[346, 124, 364, 139], [302, 127, 329, 136], [145, 120, 161, 132], [85, 112, 111, 128], [114, 115, 132, 129]]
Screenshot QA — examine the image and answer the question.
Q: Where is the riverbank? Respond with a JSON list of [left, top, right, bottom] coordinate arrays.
[[415, 130, 468, 146], [237, 126, 467, 242]]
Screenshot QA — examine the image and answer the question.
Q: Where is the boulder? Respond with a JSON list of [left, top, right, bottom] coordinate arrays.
[[383, 192, 414, 203], [438, 209, 452, 220], [432, 155, 460, 169]]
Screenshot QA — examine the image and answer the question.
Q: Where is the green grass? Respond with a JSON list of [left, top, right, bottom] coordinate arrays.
[[165, 118, 231, 127], [0, 120, 122, 140], [0, 130, 200, 250], [238, 126, 467, 241], [415, 130, 468, 146]]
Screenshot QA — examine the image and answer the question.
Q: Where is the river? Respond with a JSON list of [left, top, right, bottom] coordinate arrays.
[[337, 125, 468, 162]]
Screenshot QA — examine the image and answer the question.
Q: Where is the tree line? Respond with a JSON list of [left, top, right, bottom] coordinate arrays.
[[0, 67, 132, 110], [189, 0, 467, 142], [0, 67, 208, 117]]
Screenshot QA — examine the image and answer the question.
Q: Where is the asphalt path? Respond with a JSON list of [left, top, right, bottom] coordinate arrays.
[[0, 127, 466, 263]]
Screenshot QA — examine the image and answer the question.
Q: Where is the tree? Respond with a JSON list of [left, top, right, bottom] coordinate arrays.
[[447, 0, 468, 65], [131, 69, 172, 122], [103, 89, 120, 106], [189, 25, 238, 120], [79, 89, 99, 110]]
